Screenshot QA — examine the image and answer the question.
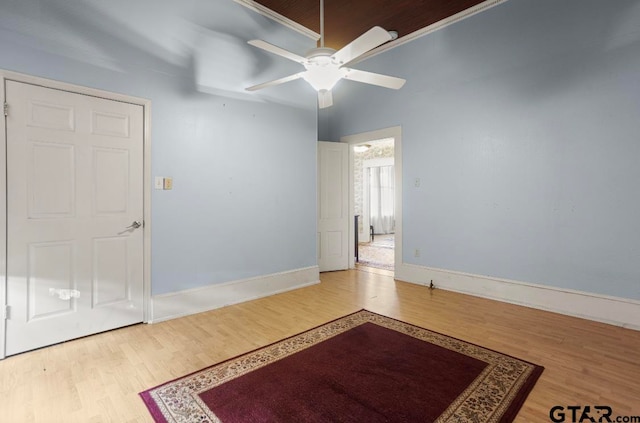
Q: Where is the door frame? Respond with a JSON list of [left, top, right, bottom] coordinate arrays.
[[0, 70, 152, 359], [341, 126, 402, 271]]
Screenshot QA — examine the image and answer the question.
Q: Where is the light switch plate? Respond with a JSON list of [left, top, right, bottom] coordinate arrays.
[[155, 177, 164, 190]]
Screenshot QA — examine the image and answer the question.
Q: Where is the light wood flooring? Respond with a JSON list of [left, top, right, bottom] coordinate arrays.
[[1, 269, 639, 422]]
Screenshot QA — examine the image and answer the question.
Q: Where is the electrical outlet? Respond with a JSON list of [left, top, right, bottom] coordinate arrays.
[[414, 178, 421, 188], [414, 248, 420, 258], [163, 177, 173, 190]]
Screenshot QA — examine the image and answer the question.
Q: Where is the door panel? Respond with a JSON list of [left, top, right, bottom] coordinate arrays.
[[91, 110, 130, 138], [93, 148, 129, 214], [28, 100, 75, 131], [317, 141, 349, 272], [28, 241, 76, 320], [29, 142, 76, 217], [92, 237, 130, 307], [326, 231, 343, 258], [5, 80, 144, 356]]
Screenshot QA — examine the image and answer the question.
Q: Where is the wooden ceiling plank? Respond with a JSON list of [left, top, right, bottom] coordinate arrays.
[[253, 0, 489, 50]]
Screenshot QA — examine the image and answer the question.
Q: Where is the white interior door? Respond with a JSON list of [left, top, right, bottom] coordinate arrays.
[[317, 141, 349, 272], [5, 80, 144, 356]]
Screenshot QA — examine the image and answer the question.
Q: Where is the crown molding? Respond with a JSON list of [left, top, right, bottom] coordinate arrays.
[[348, 0, 510, 66], [234, 0, 320, 41], [236, 0, 508, 62]]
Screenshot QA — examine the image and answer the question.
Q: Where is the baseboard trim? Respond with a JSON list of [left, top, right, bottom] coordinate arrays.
[[395, 263, 640, 331], [150, 266, 320, 323]]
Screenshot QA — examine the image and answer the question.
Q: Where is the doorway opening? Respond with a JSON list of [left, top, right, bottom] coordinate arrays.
[[354, 138, 395, 271], [342, 126, 402, 275]]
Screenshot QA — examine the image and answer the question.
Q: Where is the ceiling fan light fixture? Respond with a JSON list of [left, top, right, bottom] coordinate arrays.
[[302, 64, 346, 91]]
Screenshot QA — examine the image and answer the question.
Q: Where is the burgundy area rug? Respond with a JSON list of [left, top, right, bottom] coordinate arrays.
[[140, 310, 543, 423]]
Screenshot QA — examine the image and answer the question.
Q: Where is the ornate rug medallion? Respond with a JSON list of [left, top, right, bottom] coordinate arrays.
[[140, 310, 543, 422]]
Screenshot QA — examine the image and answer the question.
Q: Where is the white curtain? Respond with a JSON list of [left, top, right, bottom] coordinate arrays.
[[369, 165, 395, 234]]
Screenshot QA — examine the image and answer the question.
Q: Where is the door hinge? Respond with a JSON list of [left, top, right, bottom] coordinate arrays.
[[3, 102, 7, 117], [2, 305, 9, 320]]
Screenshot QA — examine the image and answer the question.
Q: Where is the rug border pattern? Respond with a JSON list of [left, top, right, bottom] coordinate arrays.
[[140, 309, 543, 423]]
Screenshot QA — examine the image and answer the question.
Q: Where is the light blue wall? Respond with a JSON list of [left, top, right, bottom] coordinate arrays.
[[328, 0, 640, 300], [318, 108, 332, 141], [0, 0, 318, 295]]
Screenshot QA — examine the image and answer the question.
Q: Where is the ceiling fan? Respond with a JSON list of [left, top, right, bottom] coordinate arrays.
[[245, 0, 406, 108]]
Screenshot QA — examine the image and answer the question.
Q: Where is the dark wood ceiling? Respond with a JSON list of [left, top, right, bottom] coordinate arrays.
[[254, 0, 489, 50]]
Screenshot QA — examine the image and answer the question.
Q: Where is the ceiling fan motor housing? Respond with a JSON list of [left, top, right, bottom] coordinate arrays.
[[305, 47, 338, 61]]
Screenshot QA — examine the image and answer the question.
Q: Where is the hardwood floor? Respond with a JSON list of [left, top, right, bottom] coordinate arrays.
[[1, 269, 639, 422]]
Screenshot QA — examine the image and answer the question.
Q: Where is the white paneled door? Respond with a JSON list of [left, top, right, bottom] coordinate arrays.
[[317, 141, 349, 272], [5, 81, 144, 356]]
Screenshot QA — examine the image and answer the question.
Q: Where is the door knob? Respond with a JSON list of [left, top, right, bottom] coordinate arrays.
[[126, 220, 142, 230]]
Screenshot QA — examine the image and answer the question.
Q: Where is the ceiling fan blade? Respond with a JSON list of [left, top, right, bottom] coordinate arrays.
[[318, 89, 333, 108], [343, 68, 406, 89], [248, 40, 306, 64], [246, 72, 304, 91], [332, 26, 392, 65]]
